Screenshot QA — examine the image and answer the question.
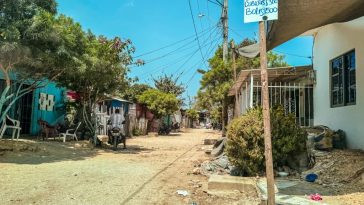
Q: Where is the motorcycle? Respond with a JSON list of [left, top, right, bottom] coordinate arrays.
[[107, 121, 126, 151], [158, 123, 171, 135]]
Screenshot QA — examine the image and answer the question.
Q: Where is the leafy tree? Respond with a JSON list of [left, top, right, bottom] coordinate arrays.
[[186, 108, 199, 128], [196, 38, 288, 131], [137, 89, 179, 119], [153, 74, 185, 97], [0, 0, 68, 123], [56, 31, 135, 137], [186, 109, 199, 121], [0, 0, 135, 141], [121, 83, 152, 102]]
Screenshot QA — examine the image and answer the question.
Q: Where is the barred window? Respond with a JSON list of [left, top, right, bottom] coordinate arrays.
[[331, 50, 356, 107]]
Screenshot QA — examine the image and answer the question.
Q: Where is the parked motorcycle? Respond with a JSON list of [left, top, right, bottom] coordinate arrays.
[[158, 123, 171, 135]]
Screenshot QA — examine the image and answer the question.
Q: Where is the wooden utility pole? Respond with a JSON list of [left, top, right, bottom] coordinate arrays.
[[221, 0, 228, 133], [222, 0, 228, 62], [231, 41, 240, 117], [259, 21, 275, 205]]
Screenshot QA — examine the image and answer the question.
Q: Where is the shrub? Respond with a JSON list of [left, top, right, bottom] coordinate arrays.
[[132, 128, 143, 136], [225, 106, 307, 176]]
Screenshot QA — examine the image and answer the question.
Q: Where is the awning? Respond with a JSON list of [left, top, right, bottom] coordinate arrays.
[[238, 0, 364, 57], [228, 66, 313, 96]]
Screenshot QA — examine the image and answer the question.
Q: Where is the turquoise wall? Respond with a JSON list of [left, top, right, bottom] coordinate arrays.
[[30, 82, 66, 136]]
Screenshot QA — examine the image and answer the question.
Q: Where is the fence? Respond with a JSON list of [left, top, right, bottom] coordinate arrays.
[[240, 82, 314, 127]]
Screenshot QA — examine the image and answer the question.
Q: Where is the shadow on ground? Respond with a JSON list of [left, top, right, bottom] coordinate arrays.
[[0, 137, 154, 165]]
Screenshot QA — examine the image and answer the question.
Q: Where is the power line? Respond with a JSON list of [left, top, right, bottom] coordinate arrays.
[[207, 0, 223, 7], [133, 24, 217, 58], [229, 27, 244, 39], [131, 24, 220, 68], [188, 0, 209, 69], [184, 32, 222, 87], [177, 27, 222, 74], [137, 33, 222, 80], [273, 50, 312, 59]]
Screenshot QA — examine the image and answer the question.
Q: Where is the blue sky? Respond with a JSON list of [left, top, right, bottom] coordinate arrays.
[[57, 0, 313, 101]]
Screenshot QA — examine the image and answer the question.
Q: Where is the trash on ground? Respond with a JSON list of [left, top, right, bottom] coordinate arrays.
[[305, 173, 318, 182], [278, 172, 289, 177], [310, 193, 323, 201], [176, 190, 189, 196]]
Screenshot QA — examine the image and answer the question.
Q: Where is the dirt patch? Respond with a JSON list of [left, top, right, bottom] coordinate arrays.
[[0, 140, 41, 153], [278, 149, 364, 204], [302, 149, 364, 194], [0, 129, 261, 205]]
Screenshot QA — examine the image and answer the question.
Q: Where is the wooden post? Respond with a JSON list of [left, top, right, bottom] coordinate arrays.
[[231, 41, 240, 117], [259, 21, 275, 205]]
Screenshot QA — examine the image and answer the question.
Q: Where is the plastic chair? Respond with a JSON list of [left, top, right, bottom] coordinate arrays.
[[59, 122, 81, 142], [0, 115, 22, 140]]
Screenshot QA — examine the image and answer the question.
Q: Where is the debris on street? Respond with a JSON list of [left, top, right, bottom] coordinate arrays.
[[176, 190, 189, 197]]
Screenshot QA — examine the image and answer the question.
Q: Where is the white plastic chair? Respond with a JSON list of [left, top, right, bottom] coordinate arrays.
[[59, 122, 81, 142], [0, 115, 22, 140]]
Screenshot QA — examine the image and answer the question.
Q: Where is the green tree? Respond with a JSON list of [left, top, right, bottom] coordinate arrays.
[[196, 38, 288, 131], [0, 0, 70, 124], [153, 74, 185, 97], [137, 89, 179, 119], [186, 109, 199, 121], [56, 31, 135, 138], [121, 83, 152, 102]]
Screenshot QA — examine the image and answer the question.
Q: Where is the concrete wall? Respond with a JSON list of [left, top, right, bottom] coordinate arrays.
[[313, 17, 364, 149]]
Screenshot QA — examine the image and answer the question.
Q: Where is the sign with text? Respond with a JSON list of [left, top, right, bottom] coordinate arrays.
[[244, 0, 278, 23]]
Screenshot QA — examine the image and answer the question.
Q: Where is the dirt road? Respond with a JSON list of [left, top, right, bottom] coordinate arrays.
[[0, 129, 256, 205]]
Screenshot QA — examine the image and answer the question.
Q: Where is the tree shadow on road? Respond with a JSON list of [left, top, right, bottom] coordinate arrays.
[[0, 139, 156, 165], [0, 139, 98, 165], [100, 144, 155, 154]]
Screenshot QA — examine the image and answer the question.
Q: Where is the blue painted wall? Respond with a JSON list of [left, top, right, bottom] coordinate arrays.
[[30, 82, 66, 135], [110, 100, 130, 114]]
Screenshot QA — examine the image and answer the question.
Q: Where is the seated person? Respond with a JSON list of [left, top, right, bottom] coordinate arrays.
[[109, 109, 126, 148], [110, 109, 125, 131]]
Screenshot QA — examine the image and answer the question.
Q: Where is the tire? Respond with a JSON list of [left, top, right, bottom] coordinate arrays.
[[113, 136, 118, 151]]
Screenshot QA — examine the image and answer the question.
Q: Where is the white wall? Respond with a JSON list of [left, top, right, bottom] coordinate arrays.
[[313, 17, 364, 149]]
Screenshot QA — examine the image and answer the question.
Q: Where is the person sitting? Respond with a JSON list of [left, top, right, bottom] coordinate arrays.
[[109, 109, 126, 149], [110, 109, 125, 130]]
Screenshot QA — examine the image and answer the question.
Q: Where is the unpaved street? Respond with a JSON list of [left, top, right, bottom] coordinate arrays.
[[0, 129, 256, 205]]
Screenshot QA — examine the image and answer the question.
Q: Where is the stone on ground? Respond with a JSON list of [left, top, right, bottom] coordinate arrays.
[[204, 138, 217, 145], [208, 174, 257, 194], [211, 138, 226, 157], [97, 135, 108, 143]]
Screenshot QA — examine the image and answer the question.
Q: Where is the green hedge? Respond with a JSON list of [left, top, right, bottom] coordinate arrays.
[[225, 106, 307, 176]]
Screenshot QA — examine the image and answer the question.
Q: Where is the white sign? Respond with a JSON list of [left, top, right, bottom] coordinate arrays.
[[244, 0, 278, 23], [39, 93, 55, 111]]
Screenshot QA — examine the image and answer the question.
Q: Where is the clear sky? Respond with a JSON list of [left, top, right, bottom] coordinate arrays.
[[57, 0, 313, 101]]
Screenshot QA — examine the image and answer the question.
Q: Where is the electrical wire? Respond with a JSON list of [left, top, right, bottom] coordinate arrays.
[[176, 26, 222, 74], [207, 0, 222, 7], [131, 24, 220, 68], [188, 0, 209, 69], [184, 32, 222, 87], [133, 24, 217, 58], [136, 32, 222, 80], [273, 50, 312, 59]]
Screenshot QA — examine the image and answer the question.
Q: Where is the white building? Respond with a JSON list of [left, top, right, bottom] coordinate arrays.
[[235, 1, 364, 149], [307, 17, 363, 149]]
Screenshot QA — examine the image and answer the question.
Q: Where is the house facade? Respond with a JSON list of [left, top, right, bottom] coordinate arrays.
[[0, 79, 66, 136], [310, 17, 364, 149], [229, 66, 315, 127]]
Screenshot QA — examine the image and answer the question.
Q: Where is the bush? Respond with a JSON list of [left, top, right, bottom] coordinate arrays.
[[132, 128, 143, 136], [225, 106, 307, 176]]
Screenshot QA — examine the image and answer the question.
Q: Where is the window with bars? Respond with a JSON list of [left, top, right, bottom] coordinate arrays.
[[330, 50, 356, 107]]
